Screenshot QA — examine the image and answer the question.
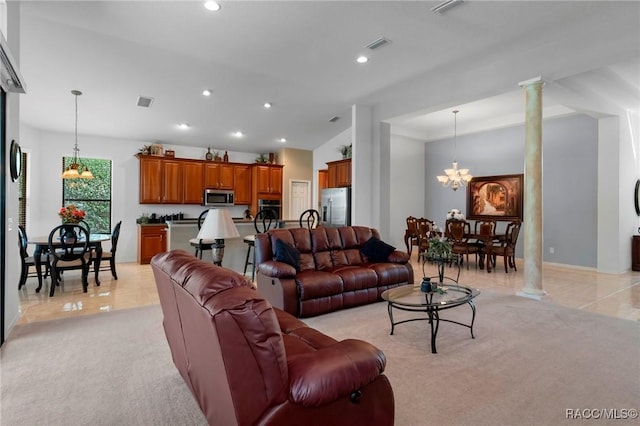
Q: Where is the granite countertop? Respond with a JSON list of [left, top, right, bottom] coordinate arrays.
[[164, 219, 299, 225], [165, 218, 253, 225]]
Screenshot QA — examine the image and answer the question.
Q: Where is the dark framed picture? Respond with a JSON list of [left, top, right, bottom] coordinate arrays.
[[10, 140, 22, 182], [466, 174, 524, 221]]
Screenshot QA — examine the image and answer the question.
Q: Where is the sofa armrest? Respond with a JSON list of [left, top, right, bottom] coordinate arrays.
[[387, 250, 410, 263], [258, 260, 297, 278], [287, 339, 386, 407]]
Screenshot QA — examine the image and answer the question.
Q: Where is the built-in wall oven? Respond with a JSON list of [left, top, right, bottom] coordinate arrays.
[[258, 199, 281, 220]]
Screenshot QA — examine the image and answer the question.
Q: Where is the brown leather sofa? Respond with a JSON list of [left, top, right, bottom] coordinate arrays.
[[151, 250, 395, 426], [255, 226, 414, 318]]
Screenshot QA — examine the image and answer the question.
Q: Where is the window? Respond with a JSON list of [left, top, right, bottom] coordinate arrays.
[[62, 157, 112, 234]]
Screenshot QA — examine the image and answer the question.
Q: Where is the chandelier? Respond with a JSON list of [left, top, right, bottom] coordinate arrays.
[[436, 110, 471, 191], [62, 90, 93, 179]]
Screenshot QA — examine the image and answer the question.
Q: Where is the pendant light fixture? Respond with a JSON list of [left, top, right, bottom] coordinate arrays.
[[62, 90, 93, 179], [436, 110, 471, 191]]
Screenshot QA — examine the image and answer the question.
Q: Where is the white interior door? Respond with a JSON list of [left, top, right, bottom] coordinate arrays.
[[290, 180, 310, 221]]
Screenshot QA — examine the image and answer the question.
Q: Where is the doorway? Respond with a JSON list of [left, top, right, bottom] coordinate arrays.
[[289, 180, 311, 221], [1, 88, 5, 345]]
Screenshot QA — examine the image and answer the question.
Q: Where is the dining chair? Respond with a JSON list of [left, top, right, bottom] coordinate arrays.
[[404, 216, 420, 255], [79, 219, 91, 235], [446, 219, 479, 270], [299, 209, 320, 229], [92, 221, 121, 280], [472, 219, 496, 267], [18, 225, 50, 290], [47, 224, 92, 296], [416, 218, 436, 257], [243, 208, 278, 281], [189, 210, 215, 259], [491, 220, 522, 273]]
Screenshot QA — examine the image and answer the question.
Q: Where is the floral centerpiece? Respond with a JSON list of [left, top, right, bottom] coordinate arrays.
[[423, 225, 455, 285], [58, 204, 86, 224], [446, 208, 465, 221], [426, 228, 452, 259]]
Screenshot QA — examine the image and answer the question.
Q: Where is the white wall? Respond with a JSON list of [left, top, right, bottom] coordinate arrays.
[[19, 125, 258, 263], [3, 0, 21, 337], [422, 114, 599, 268], [388, 134, 426, 250], [314, 111, 612, 272], [312, 127, 350, 210]]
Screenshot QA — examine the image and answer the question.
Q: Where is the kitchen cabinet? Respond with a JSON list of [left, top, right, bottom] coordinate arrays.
[[139, 156, 163, 203], [137, 224, 167, 264], [204, 162, 234, 190], [234, 165, 252, 205], [139, 155, 183, 204], [182, 160, 204, 204], [139, 156, 283, 207], [251, 164, 284, 215], [162, 159, 183, 203], [318, 169, 328, 201], [253, 164, 283, 194], [326, 159, 351, 188]]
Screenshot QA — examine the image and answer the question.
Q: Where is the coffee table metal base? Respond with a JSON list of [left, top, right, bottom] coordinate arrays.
[[385, 293, 477, 354]]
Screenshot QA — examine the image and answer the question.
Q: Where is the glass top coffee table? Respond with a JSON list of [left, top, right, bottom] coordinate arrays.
[[381, 284, 480, 354]]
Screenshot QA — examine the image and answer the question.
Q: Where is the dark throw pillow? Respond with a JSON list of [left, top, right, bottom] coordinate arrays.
[[360, 237, 396, 262], [274, 239, 300, 271]]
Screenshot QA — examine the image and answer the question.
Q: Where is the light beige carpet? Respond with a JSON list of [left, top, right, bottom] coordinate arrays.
[[1, 292, 638, 425]]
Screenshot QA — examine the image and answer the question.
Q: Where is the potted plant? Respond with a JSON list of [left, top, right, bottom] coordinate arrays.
[[58, 204, 86, 224], [138, 145, 151, 155], [338, 143, 352, 159], [213, 151, 222, 162], [255, 153, 269, 163]]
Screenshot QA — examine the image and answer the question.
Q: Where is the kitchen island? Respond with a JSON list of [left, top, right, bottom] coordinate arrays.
[[165, 218, 299, 277]]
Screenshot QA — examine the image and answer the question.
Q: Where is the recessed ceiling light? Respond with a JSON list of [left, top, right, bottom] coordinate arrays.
[[356, 56, 369, 64], [264, 102, 272, 108], [204, 1, 221, 12], [178, 123, 190, 130], [202, 89, 212, 96], [232, 131, 244, 138], [278, 138, 287, 143]]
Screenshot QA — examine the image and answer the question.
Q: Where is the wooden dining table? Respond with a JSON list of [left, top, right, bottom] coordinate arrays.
[[28, 233, 111, 293]]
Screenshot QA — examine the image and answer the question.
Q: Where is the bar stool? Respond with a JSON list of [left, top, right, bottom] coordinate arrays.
[[299, 209, 320, 229], [189, 210, 214, 259], [243, 208, 278, 281]]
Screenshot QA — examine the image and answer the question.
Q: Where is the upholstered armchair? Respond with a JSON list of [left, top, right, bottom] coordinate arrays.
[[151, 250, 395, 426]]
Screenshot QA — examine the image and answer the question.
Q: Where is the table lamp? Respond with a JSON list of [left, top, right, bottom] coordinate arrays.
[[196, 209, 240, 266]]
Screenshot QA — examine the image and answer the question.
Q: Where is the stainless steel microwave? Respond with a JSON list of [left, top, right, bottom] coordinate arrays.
[[204, 189, 234, 206]]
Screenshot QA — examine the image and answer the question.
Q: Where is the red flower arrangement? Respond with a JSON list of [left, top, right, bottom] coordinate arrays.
[[58, 204, 86, 223]]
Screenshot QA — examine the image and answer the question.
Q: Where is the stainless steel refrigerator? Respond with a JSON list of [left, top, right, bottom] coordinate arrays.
[[320, 187, 351, 227]]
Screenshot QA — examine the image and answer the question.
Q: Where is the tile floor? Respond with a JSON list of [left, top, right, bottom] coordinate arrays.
[[17, 255, 640, 324]]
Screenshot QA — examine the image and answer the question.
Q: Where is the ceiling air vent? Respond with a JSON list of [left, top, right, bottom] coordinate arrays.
[[137, 96, 154, 108], [431, 0, 464, 14], [329, 116, 340, 123], [366, 37, 391, 50]]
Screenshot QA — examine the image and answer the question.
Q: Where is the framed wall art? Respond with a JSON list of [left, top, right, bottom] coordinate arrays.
[[466, 174, 524, 221]]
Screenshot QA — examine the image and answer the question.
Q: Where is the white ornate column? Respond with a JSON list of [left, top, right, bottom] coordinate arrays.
[[518, 77, 545, 299]]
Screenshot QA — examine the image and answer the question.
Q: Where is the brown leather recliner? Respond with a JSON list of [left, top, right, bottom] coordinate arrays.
[[151, 250, 395, 426]]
